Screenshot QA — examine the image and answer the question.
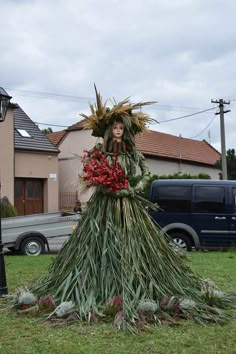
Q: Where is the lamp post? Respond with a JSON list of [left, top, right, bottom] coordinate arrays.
[[0, 87, 12, 296]]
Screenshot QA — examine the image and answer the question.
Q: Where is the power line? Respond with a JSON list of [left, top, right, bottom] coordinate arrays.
[[159, 107, 217, 123], [5, 87, 216, 112], [34, 107, 218, 129], [6, 87, 225, 137], [4, 88, 93, 102], [35, 122, 69, 128], [152, 103, 208, 111], [190, 114, 217, 139]]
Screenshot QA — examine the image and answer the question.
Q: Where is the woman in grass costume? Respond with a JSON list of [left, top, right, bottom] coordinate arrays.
[[34, 88, 235, 328]]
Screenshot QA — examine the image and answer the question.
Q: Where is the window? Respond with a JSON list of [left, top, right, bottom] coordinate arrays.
[[14, 180, 23, 198], [34, 181, 43, 198], [16, 129, 31, 137], [232, 188, 236, 212], [25, 180, 43, 199], [154, 186, 192, 212], [193, 186, 225, 213], [26, 181, 34, 198]]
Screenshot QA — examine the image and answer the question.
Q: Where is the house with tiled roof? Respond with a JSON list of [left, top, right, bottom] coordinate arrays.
[[47, 119, 221, 209], [0, 92, 60, 215], [135, 130, 221, 175]]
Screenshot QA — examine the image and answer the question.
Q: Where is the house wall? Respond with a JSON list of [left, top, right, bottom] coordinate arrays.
[[58, 129, 97, 159], [0, 108, 14, 203], [58, 130, 97, 206], [15, 151, 59, 212], [58, 129, 97, 192], [59, 157, 80, 193], [145, 157, 221, 179], [57, 129, 220, 206]]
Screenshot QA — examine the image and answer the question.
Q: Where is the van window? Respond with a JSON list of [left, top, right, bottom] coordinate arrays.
[[232, 188, 236, 212], [193, 186, 225, 213], [153, 186, 192, 212]]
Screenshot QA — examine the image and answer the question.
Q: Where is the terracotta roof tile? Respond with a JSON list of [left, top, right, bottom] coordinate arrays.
[[135, 130, 220, 166], [47, 130, 67, 146], [47, 123, 220, 167], [68, 119, 87, 131]]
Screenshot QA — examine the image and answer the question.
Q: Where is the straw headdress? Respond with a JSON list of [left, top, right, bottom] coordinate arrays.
[[80, 85, 157, 138]]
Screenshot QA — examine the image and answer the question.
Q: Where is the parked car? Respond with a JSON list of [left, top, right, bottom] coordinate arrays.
[[148, 179, 236, 251], [2, 211, 80, 256]]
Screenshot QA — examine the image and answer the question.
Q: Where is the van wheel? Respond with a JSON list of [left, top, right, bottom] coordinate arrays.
[[20, 237, 45, 256], [170, 233, 192, 252]]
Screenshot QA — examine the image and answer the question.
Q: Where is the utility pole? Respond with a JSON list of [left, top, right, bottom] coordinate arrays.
[[211, 99, 230, 180]]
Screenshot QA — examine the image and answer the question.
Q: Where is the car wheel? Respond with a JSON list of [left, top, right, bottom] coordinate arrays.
[[170, 233, 192, 252], [20, 237, 45, 256]]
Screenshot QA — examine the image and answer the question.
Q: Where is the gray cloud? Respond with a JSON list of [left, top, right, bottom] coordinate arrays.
[[1, 0, 235, 152]]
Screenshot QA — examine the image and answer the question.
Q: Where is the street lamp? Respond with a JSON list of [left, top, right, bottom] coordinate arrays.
[[0, 87, 12, 296]]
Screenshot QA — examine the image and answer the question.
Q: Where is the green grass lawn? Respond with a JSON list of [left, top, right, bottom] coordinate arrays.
[[0, 251, 236, 354]]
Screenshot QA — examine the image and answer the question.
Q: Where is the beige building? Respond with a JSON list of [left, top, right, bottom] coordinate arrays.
[[0, 95, 59, 215], [48, 119, 221, 210], [0, 103, 15, 204]]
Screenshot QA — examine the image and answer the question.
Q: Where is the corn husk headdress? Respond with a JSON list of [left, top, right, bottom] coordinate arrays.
[[80, 86, 157, 138]]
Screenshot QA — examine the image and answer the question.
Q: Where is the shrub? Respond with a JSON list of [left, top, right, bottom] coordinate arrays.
[[0, 196, 18, 217]]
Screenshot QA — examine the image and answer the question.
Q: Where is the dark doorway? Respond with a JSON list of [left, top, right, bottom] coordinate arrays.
[[14, 178, 44, 215]]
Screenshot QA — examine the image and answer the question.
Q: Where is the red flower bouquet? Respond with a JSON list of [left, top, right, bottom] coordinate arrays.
[[81, 147, 129, 193]]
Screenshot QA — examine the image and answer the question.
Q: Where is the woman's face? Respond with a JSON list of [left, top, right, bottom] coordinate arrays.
[[112, 121, 124, 141]]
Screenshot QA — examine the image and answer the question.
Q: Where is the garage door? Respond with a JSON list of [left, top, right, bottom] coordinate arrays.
[[14, 178, 43, 215]]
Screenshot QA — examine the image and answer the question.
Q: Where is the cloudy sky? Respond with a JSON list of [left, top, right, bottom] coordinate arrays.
[[1, 0, 236, 152]]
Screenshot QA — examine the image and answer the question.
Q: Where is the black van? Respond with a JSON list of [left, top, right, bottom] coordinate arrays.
[[148, 179, 236, 251]]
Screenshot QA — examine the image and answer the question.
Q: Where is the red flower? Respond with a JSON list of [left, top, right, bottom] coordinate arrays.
[[81, 149, 128, 193], [19, 304, 32, 310], [112, 296, 123, 311], [105, 296, 123, 315], [38, 295, 56, 310]]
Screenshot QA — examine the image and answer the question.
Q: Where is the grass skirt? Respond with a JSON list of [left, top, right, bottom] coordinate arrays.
[[33, 191, 235, 326]]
